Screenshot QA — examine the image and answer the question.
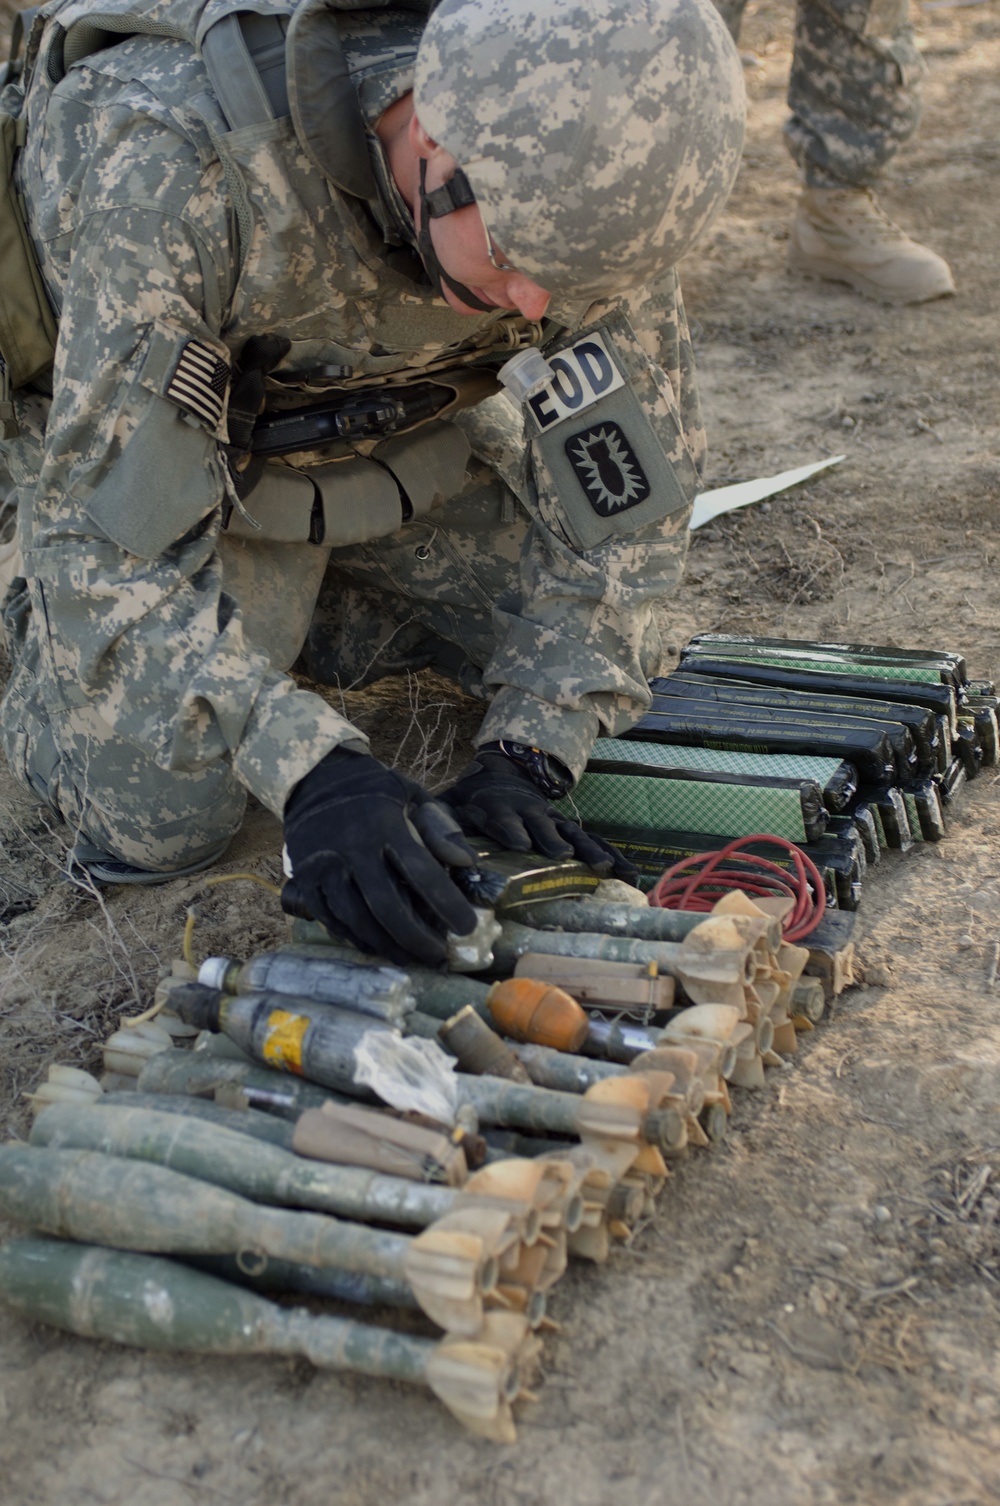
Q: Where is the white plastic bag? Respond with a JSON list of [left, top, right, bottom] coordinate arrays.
[[353, 1030, 459, 1125]]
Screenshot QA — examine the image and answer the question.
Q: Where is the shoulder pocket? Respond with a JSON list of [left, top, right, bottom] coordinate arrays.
[[525, 310, 696, 552], [82, 320, 230, 558]]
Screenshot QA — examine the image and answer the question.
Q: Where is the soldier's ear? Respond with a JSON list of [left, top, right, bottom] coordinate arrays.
[[409, 111, 439, 158]]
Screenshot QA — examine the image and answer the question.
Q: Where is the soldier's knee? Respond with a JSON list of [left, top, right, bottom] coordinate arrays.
[[1, 669, 248, 875], [83, 781, 248, 875]]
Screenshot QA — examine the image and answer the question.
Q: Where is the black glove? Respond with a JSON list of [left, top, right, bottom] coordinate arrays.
[[439, 746, 639, 883], [283, 749, 479, 966]]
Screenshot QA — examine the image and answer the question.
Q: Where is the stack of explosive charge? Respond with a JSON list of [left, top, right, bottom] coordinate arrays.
[[0, 849, 837, 1439], [3, 635, 981, 1436], [560, 633, 997, 905]]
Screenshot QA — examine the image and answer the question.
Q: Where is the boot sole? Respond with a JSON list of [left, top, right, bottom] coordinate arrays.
[[786, 246, 956, 306]]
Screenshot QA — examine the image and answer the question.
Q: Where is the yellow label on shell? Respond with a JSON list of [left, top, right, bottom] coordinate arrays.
[[261, 1009, 309, 1075], [521, 875, 600, 895]]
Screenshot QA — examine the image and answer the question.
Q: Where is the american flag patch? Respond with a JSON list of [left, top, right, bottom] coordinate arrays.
[[165, 340, 230, 429]]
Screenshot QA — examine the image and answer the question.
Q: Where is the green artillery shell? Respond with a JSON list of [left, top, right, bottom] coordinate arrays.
[[507, 1045, 623, 1094], [484, 1128, 577, 1159], [581, 1018, 662, 1063], [103, 1091, 299, 1149], [453, 1075, 675, 1156], [285, 933, 498, 1023], [0, 1239, 537, 1441], [0, 1237, 431, 1376], [196, 1253, 548, 1330], [407, 970, 495, 1023], [0, 1145, 422, 1281], [492, 922, 754, 997], [136, 1050, 343, 1115], [170, 983, 395, 1094], [198, 948, 415, 1024], [517, 898, 781, 951], [192, 1251, 423, 1310], [29, 1103, 457, 1231]]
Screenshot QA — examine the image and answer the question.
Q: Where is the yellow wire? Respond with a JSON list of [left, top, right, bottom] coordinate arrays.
[[182, 906, 198, 969], [122, 997, 166, 1028], [123, 872, 281, 1027]]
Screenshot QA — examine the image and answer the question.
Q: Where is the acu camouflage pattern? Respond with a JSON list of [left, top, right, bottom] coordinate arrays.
[[415, 0, 745, 301], [0, 0, 718, 872], [713, 0, 923, 188]]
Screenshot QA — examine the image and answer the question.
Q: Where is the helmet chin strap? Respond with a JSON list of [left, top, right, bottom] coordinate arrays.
[[416, 160, 500, 314]]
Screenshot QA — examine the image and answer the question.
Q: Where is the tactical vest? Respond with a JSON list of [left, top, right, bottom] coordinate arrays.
[[0, 0, 552, 566], [0, 0, 540, 433]]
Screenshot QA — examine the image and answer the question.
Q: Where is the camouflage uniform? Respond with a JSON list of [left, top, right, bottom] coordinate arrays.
[[714, 0, 923, 187], [0, 0, 726, 874]]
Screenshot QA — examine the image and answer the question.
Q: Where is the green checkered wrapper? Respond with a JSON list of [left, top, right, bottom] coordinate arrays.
[[559, 771, 812, 842], [591, 738, 844, 782]]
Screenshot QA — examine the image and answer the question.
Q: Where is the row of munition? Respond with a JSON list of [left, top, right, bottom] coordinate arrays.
[[0, 888, 823, 1438]]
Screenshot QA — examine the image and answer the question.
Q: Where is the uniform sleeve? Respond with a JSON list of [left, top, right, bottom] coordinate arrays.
[[475, 269, 707, 782], [26, 199, 366, 818]]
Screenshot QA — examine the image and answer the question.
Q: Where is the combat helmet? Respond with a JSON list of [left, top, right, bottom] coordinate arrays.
[[414, 0, 746, 302]]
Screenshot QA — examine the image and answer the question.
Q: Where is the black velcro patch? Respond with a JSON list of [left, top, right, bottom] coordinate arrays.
[[166, 340, 230, 429], [565, 422, 651, 518]]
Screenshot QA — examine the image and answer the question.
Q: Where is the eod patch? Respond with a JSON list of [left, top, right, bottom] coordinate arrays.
[[565, 422, 651, 517], [520, 312, 692, 551]]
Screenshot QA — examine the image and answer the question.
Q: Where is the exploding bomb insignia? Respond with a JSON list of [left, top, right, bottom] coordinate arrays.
[[566, 423, 651, 517]]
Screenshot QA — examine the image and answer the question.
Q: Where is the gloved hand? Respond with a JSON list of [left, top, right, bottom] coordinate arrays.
[[283, 748, 479, 966], [439, 747, 639, 883]]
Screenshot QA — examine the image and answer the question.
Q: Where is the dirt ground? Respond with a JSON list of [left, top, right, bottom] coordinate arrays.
[[2, 2, 1000, 1501]]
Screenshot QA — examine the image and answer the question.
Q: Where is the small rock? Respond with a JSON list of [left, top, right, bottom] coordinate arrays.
[[873, 1205, 892, 1224], [958, 934, 975, 950], [780, 1312, 859, 1370], [821, 1240, 849, 1261], [863, 962, 893, 988], [728, 1350, 772, 1381]]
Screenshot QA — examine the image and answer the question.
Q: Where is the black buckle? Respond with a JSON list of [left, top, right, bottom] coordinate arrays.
[[423, 168, 478, 219], [495, 740, 573, 801]]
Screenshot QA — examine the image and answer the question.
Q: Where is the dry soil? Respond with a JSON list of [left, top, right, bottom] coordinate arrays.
[[1, 3, 999, 1501]]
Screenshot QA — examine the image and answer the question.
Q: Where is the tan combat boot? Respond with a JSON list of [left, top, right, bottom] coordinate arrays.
[[788, 187, 956, 305]]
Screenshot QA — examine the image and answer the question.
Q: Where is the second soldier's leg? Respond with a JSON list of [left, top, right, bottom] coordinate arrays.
[[709, 0, 751, 45], [784, 0, 954, 302]]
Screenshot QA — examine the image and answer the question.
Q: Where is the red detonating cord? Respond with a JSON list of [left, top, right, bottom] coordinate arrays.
[[647, 834, 827, 942]]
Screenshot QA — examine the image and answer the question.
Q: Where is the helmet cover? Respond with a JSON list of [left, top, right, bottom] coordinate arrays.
[[414, 0, 746, 299]]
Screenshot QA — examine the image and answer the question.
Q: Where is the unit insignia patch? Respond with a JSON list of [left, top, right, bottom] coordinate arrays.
[[565, 422, 651, 517]]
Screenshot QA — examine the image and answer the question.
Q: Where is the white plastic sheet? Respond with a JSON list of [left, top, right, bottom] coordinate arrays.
[[690, 455, 846, 530]]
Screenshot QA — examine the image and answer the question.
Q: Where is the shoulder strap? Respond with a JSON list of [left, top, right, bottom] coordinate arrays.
[[200, 11, 288, 129]]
